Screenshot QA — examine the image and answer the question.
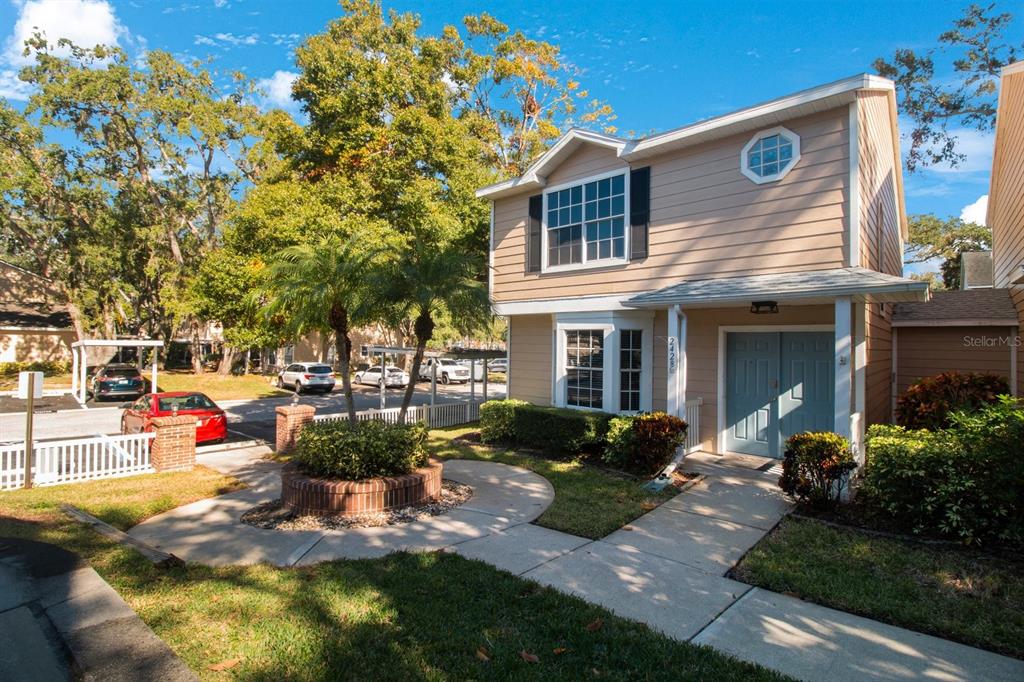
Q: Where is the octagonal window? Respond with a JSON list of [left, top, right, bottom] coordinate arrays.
[[741, 127, 801, 184]]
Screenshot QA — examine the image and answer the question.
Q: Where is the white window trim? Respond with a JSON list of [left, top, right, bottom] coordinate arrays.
[[541, 168, 631, 274], [740, 126, 801, 185], [553, 311, 654, 414]]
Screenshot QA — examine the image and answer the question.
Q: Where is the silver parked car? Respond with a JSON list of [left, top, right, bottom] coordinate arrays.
[[488, 359, 508, 373], [354, 366, 410, 388], [277, 362, 336, 394]]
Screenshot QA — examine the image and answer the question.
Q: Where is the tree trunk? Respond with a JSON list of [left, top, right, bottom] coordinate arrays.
[[399, 309, 434, 421], [217, 346, 235, 376], [190, 319, 204, 374], [329, 305, 358, 423]]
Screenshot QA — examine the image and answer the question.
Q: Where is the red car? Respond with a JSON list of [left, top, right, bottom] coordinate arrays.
[[120, 392, 228, 444]]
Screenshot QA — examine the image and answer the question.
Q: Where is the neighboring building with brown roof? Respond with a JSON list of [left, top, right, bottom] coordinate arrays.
[[891, 290, 1019, 402], [0, 260, 77, 364]]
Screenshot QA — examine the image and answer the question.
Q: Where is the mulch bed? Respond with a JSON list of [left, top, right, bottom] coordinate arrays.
[[240, 479, 473, 531]]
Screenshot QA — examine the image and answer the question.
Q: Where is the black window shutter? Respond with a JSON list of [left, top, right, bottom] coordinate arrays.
[[527, 194, 543, 272], [629, 167, 651, 260]]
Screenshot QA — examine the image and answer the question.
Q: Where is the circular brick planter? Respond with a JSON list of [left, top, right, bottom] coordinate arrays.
[[280, 459, 444, 516]]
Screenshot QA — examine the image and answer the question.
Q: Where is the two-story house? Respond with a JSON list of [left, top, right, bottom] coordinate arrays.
[[477, 74, 929, 459]]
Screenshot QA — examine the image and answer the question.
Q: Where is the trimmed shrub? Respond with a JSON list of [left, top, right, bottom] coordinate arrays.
[[0, 360, 72, 377], [479, 399, 527, 443], [603, 412, 688, 476], [861, 398, 1024, 544], [511, 404, 612, 457], [778, 431, 856, 509], [896, 371, 1008, 430], [293, 419, 429, 480]]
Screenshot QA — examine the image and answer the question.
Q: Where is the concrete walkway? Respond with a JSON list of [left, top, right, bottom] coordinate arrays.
[[0, 537, 196, 681], [131, 446, 1024, 682]]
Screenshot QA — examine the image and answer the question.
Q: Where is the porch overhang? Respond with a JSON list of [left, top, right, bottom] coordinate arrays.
[[624, 267, 929, 309]]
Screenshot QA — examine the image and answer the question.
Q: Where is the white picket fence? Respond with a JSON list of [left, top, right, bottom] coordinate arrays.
[[315, 400, 482, 428], [0, 432, 155, 491], [684, 397, 703, 452]]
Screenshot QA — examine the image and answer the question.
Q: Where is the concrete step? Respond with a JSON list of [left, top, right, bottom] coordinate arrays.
[[0, 606, 70, 682]]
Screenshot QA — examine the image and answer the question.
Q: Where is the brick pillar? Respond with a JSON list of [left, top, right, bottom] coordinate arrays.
[[276, 404, 316, 454], [150, 415, 197, 472]]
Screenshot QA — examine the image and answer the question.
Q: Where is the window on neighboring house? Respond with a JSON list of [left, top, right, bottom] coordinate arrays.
[[740, 127, 800, 184], [619, 329, 642, 411], [565, 329, 604, 408], [282, 345, 294, 365], [546, 173, 626, 268]]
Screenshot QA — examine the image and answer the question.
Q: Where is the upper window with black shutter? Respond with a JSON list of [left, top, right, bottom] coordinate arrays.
[[542, 171, 628, 272]]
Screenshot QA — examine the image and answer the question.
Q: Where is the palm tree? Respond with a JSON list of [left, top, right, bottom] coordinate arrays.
[[378, 244, 490, 421], [261, 237, 372, 422]]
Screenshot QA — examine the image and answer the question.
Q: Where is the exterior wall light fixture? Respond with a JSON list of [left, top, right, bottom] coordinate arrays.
[[750, 301, 779, 314]]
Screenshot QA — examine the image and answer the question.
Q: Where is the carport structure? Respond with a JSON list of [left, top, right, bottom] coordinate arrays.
[[71, 339, 165, 404], [364, 345, 506, 409]]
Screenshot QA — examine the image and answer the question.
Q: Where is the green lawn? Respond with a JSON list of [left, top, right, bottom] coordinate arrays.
[[733, 516, 1024, 659], [428, 426, 677, 539], [0, 469, 785, 681], [154, 370, 290, 401]]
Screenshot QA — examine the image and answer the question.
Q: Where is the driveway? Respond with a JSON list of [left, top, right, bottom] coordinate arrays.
[[0, 382, 505, 443]]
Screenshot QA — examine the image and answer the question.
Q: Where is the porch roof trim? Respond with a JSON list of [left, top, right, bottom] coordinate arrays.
[[625, 267, 930, 308]]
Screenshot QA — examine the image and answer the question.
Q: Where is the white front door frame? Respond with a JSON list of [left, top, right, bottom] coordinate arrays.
[[716, 324, 835, 457]]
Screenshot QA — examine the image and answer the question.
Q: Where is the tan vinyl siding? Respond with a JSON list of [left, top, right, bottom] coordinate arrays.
[[857, 91, 903, 426], [895, 326, 1016, 397], [652, 310, 667, 412], [0, 329, 75, 363], [491, 108, 850, 302], [684, 305, 834, 453], [508, 314, 552, 405], [989, 69, 1024, 392]]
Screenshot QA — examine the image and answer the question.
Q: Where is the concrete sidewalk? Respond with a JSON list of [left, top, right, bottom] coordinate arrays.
[[0, 537, 196, 681], [136, 445, 1024, 682]]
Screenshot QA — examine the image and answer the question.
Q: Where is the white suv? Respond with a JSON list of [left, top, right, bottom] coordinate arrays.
[[418, 358, 471, 384], [277, 362, 336, 394]]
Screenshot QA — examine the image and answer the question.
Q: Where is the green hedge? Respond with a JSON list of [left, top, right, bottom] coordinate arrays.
[[294, 419, 429, 480], [479, 399, 527, 443], [603, 412, 688, 476], [861, 398, 1024, 545], [512, 403, 612, 456], [0, 360, 72, 377], [479, 400, 687, 475]]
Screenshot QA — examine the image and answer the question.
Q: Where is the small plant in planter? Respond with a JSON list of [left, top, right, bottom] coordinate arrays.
[[294, 419, 429, 480], [778, 431, 856, 509], [282, 420, 440, 516]]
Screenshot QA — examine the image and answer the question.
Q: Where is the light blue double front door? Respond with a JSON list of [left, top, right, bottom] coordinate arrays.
[[725, 331, 834, 458]]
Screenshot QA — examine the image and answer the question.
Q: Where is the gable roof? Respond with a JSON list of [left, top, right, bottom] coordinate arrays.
[[626, 267, 928, 308], [477, 73, 897, 200], [892, 288, 1018, 326]]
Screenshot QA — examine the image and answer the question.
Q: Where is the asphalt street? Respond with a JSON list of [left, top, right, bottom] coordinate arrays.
[[0, 381, 505, 443]]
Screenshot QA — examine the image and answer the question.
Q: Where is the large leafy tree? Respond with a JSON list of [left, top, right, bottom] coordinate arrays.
[[0, 38, 268, 369], [905, 214, 992, 288], [874, 3, 1021, 170], [274, 1, 614, 398]]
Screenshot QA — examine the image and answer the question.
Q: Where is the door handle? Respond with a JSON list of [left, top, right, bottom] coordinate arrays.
[[769, 379, 779, 389]]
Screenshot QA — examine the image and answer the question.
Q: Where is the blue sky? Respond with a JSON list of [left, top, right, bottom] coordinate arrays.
[[2, 0, 1019, 242]]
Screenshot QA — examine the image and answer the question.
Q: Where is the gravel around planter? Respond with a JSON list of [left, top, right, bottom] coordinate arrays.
[[241, 480, 473, 530]]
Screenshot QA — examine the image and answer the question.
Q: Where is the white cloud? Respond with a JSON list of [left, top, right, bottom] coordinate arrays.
[[0, 69, 33, 100], [258, 70, 298, 109], [194, 32, 261, 48], [4, 0, 125, 66], [959, 194, 988, 225]]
